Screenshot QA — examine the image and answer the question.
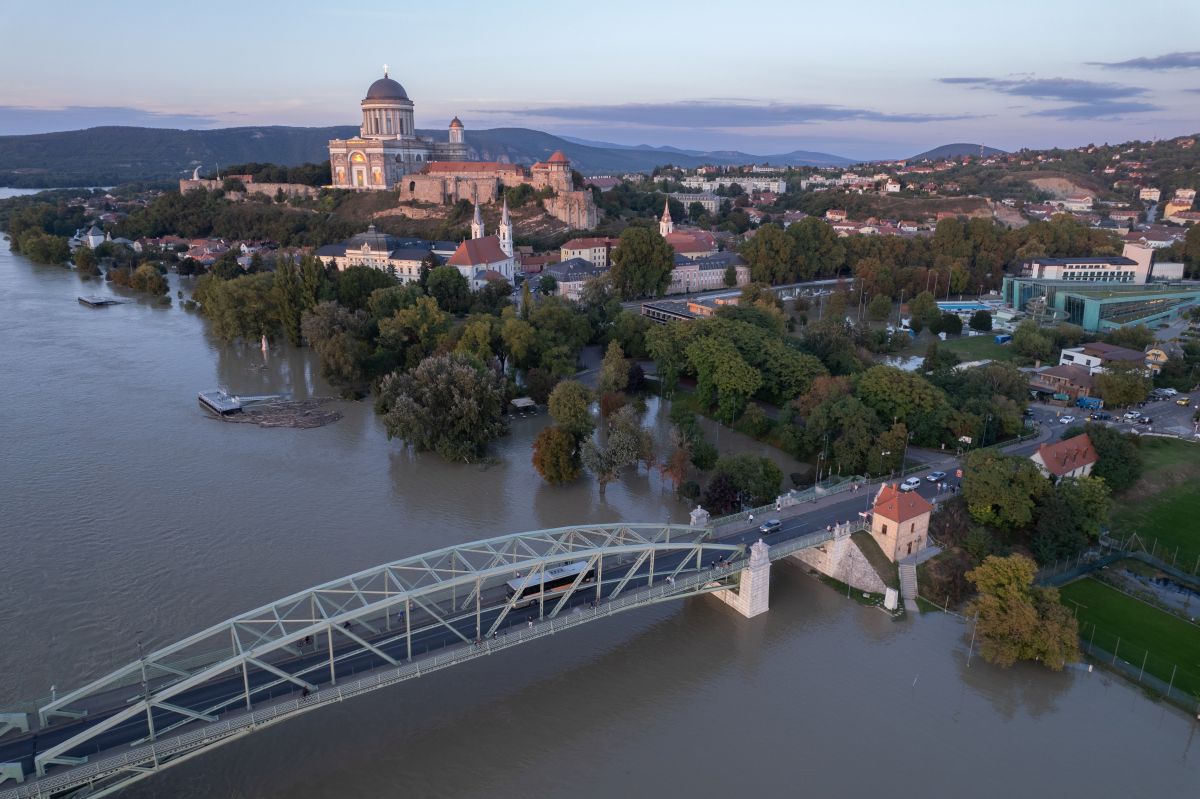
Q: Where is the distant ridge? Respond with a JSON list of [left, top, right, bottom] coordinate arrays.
[[909, 142, 1007, 162]]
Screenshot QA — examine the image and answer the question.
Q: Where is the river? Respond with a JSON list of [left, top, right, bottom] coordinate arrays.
[[0, 204, 1197, 796]]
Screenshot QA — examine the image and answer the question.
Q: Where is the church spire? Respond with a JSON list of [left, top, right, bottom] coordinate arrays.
[[498, 197, 513, 257], [659, 198, 673, 237], [471, 197, 484, 239]]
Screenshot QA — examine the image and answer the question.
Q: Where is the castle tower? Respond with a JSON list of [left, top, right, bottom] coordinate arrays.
[[449, 116, 465, 145], [659, 198, 674, 237], [498, 197, 513, 257], [471, 198, 485, 240]]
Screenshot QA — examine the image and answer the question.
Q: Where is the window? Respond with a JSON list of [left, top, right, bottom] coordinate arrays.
[[910, 523, 915, 533], [881, 523, 889, 536]]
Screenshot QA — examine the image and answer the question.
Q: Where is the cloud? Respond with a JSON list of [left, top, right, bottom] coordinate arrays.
[[1089, 52, 1200, 70], [938, 76, 1160, 120], [0, 105, 220, 135], [487, 99, 971, 129]]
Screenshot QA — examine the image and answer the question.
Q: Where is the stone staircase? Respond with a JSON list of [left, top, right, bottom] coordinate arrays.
[[898, 562, 918, 600]]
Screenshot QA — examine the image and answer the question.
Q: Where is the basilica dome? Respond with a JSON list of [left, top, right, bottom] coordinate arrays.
[[364, 74, 409, 102]]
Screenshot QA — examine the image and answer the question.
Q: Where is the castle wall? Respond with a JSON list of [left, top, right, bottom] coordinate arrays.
[[179, 179, 319, 200]]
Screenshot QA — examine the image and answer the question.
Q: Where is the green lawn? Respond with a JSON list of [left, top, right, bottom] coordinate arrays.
[[938, 335, 1021, 363], [1058, 577, 1200, 701], [1111, 438, 1200, 572]]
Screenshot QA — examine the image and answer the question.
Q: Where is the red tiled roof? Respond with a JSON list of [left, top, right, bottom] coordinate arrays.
[[562, 237, 616, 250], [448, 236, 509, 267], [873, 484, 933, 524], [664, 230, 716, 254], [1034, 433, 1098, 477], [424, 161, 524, 174], [547, 150, 569, 164]]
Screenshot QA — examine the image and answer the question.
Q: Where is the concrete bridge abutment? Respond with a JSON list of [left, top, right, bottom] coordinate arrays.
[[709, 539, 771, 618]]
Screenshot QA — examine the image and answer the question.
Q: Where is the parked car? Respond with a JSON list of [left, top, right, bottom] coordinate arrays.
[[1090, 412, 1112, 421], [758, 519, 782, 534], [1123, 410, 1141, 420], [1138, 416, 1152, 425], [900, 477, 922, 492], [1177, 397, 1191, 406], [926, 471, 947, 483], [1163, 388, 1178, 396], [1059, 415, 1076, 424]]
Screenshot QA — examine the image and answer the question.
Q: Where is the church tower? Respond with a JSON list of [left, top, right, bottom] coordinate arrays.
[[498, 198, 513, 257], [449, 117, 465, 145], [659, 198, 674, 237], [471, 198, 484, 240]]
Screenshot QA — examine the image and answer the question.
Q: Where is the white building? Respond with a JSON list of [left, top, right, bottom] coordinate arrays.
[[682, 176, 787, 193], [1019, 243, 1154, 284]]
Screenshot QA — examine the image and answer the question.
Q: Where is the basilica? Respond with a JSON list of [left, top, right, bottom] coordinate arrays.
[[327, 69, 468, 190], [328, 70, 598, 229]]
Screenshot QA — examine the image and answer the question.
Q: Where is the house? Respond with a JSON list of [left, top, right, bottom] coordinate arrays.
[[1028, 364, 1094, 400], [870, 483, 933, 562], [1031, 433, 1097, 481], [447, 236, 516, 289], [560, 237, 618, 268], [1058, 341, 1146, 374], [542, 258, 605, 300], [667, 252, 749, 294]]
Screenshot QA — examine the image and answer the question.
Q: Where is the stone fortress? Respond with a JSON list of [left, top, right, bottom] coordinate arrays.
[[328, 69, 597, 229]]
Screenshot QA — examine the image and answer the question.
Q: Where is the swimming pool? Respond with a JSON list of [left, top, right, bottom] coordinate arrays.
[[937, 301, 1002, 313]]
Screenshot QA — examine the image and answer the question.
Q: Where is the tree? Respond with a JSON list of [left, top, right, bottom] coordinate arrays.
[[854, 365, 950, 444], [867, 293, 892, 321], [1032, 476, 1111, 564], [660, 427, 692, 491], [686, 336, 762, 423], [908, 291, 940, 328], [18, 231, 71, 265], [377, 296, 452, 371], [500, 315, 537, 369], [610, 227, 674, 299], [73, 246, 100, 278], [932, 312, 963, 336], [787, 217, 845, 279], [532, 425, 582, 484], [538, 274, 558, 296], [581, 411, 640, 495], [701, 471, 740, 515], [968, 309, 993, 332], [426, 265, 471, 313], [723, 262, 738, 287], [130, 263, 168, 295], [377, 353, 508, 463], [548, 380, 594, 442], [1082, 423, 1141, 492], [710, 453, 782, 507], [965, 554, 1080, 671], [335, 265, 395, 312], [610, 404, 656, 472], [961, 450, 1049, 529], [1106, 324, 1154, 351], [598, 340, 630, 395], [301, 302, 373, 396], [1012, 321, 1053, 362], [273, 256, 325, 344], [1094, 362, 1149, 408], [825, 289, 849, 320], [197, 272, 277, 342], [740, 223, 795, 284]]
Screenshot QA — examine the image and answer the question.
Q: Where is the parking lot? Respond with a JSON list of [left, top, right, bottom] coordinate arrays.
[[1040, 390, 1200, 439]]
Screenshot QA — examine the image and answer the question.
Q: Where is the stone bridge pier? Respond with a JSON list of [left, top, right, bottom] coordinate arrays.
[[709, 539, 771, 618]]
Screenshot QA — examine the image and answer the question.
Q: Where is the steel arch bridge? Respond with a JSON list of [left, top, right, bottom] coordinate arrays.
[[0, 523, 750, 799]]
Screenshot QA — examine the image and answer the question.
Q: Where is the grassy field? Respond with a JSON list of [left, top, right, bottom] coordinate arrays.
[[1111, 437, 1200, 572], [938, 335, 1022, 363], [1058, 577, 1200, 701]]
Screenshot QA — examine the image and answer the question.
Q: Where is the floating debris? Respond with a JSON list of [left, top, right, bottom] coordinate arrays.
[[211, 398, 343, 429]]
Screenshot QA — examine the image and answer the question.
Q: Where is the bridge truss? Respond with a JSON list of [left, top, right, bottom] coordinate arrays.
[[3, 523, 746, 799]]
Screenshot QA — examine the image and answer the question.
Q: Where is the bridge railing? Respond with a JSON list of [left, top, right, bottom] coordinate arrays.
[[0, 560, 743, 799]]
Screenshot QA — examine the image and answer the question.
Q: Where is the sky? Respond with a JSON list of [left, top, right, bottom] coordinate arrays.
[[2, 0, 1199, 160]]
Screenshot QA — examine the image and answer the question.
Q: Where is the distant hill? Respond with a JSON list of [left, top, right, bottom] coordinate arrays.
[[558, 135, 854, 168], [909, 143, 1007, 162], [0, 124, 855, 187]]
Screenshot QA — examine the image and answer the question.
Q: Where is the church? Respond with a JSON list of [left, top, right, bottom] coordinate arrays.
[[327, 69, 468, 190], [328, 70, 598, 229]]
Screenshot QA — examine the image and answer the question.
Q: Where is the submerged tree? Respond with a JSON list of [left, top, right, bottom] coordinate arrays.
[[377, 353, 509, 463], [965, 554, 1080, 671]]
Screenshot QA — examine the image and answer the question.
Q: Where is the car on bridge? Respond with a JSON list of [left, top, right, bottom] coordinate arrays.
[[925, 471, 947, 483], [900, 477, 922, 492], [758, 519, 782, 534]]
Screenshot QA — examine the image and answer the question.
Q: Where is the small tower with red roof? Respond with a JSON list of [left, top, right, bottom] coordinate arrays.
[[870, 483, 933, 562], [659, 198, 674, 237]]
